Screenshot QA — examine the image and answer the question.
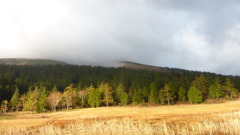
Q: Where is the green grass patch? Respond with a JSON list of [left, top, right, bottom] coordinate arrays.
[[0, 117, 13, 120]]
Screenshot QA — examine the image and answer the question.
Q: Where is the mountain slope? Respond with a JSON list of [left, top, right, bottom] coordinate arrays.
[[0, 58, 67, 66], [120, 61, 187, 73]]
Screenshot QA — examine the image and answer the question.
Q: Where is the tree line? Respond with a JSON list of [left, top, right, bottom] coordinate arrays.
[[1, 75, 239, 113], [0, 64, 240, 113]]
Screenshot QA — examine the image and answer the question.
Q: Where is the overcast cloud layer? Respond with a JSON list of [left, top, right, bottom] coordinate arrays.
[[0, 0, 240, 75]]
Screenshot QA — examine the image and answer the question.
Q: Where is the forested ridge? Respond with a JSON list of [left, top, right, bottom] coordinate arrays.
[[0, 64, 240, 113]]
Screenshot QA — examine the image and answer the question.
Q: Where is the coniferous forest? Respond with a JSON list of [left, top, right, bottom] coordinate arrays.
[[0, 64, 240, 113]]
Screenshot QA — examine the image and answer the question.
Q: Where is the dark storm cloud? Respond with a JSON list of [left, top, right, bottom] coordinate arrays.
[[1, 0, 240, 75]]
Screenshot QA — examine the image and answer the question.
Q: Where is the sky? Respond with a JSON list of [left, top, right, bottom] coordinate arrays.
[[0, 0, 240, 75]]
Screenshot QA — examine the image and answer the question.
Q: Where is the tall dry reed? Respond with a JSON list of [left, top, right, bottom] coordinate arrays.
[[2, 111, 240, 135]]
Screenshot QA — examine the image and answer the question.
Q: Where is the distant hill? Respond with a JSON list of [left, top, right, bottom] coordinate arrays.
[[120, 61, 187, 73], [121, 61, 165, 71], [0, 58, 67, 66]]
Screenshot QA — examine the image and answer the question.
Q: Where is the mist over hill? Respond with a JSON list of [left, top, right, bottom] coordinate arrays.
[[0, 58, 67, 66], [0, 58, 236, 76]]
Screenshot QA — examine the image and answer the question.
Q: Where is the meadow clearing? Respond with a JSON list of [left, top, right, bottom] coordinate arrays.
[[1, 100, 240, 135]]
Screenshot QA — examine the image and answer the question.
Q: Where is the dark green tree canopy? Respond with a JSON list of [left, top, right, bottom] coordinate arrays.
[[0, 65, 240, 113], [188, 86, 203, 104]]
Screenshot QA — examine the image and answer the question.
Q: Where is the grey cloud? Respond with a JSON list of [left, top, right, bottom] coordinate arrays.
[[1, 0, 240, 75]]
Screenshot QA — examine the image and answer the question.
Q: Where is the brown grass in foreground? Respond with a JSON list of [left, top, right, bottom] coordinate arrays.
[[1, 100, 240, 135], [3, 112, 240, 135]]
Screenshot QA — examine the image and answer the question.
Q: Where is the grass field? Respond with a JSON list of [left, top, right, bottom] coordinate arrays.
[[1, 100, 240, 135]]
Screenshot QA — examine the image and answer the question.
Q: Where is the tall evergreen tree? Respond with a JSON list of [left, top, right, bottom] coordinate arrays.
[[192, 74, 208, 99], [159, 84, 174, 105], [87, 84, 101, 107], [87, 85, 96, 107], [9, 86, 20, 112], [116, 84, 128, 105], [100, 83, 114, 107], [148, 82, 158, 104], [23, 86, 39, 112], [159, 89, 165, 105], [18, 94, 26, 111], [223, 78, 238, 99], [178, 87, 187, 102], [37, 87, 47, 113], [141, 86, 149, 102], [208, 84, 222, 99], [116, 84, 124, 104], [214, 77, 222, 91], [132, 89, 141, 104], [120, 92, 129, 105], [188, 86, 203, 104]]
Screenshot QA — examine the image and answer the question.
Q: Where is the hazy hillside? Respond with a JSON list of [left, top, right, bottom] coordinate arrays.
[[0, 59, 221, 75], [0, 58, 67, 66], [0, 58, 240, 107], [121, 61, 193, 73]]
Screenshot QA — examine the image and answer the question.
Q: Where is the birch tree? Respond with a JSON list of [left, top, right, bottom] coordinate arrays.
[[47, 91, 62, 112]]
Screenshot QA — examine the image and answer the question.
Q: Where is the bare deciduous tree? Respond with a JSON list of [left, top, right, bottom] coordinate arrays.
[[78, 90, 87, 107], [47, 91, 62, 112]]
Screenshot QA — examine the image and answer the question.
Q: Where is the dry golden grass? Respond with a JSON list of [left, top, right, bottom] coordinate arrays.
[[1, 99, 240, 135]]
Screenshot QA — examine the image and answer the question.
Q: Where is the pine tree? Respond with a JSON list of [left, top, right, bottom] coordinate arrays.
[[192, 74, 208, 99], [159, 89, 165, 105], [120, 92, 128, 105], [23, 86, 39, 112], [142, 86, 149, 102], [9, 86, 20, 112], [95, 88, 101, 107], [18, 94, 26, 111], [101, 83, 114, 107], [178, 87, 187, 101], [223, 78, 238, 99], [116, 84, 128, 105], [187, 86, 203, 104], [159, 84, 174, 105], [208, 84, 222, 99], [211, 77, 223, 99], [37, 87, 47, 113], [148, 82, 157, 104], [87, 85, 96, 107], [87, 84, 101, 107], [116, 84, 124, 104], [132, 89, 141, 104]]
